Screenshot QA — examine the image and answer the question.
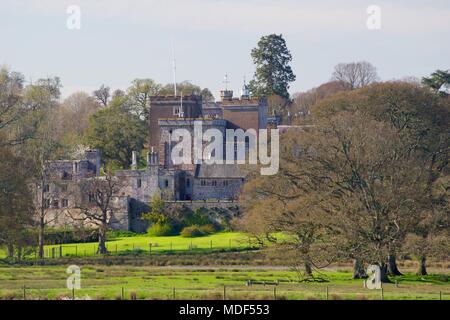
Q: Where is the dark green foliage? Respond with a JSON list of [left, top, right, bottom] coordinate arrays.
[[422, 70, 450, 97], [181, 225, 206, 238], [180, 224, 217, 238], [106, 230, 141, 239], [249, 34, 296, 99], [41, 228, 99, 245], [182, 208, 212, 227], [147, 223, 176, 237], [84, 105, 147, 169]]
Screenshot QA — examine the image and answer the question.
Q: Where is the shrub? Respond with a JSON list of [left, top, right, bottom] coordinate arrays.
[[183, 208, 211, 227], [199, 224, 216, 234], [106, 230, 140, 239], [180, 225, 206, 238], [147, 223, 175, 237], [41, 228, 99, 245]]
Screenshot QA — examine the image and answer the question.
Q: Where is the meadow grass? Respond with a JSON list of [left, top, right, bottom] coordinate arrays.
[[0, 232, 253, 259], [0, 265, 448, 300]]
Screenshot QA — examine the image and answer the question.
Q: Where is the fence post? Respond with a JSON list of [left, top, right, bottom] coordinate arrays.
[[210, 240, 213, 250], [72, 287, 75, 300], [22, 285, 26, 300], [149, 243, 152, 254], [173, 287, 176, 300], [121, 287, 124, 300], [273, 286, 277, 300], [380, 286, 384, 301], [223, 285, 226, 300], [440, 291, 442, 300], [59, 246, 62, 258], [75, 245, 78, 257], [326, 286, 329, 300]]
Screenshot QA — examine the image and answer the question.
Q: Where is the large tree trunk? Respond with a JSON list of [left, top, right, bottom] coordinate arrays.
[[7, 243, 14, 258], [417, 255, 428, 276], [97, 221, 108, 255], [304, 261, 313, 276], [380, 263, 392, 283], [352, 259, 367, 279], [38, 215, 45, 260], [17, 246, 22, 261], [387, 254, 403, 276]]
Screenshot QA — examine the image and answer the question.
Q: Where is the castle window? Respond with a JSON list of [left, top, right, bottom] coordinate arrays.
[[62, 171, 71, 180], [43, 184, 50, 193], [223, 180, 229, 187], [186, 178, 190, 188], [62, 199, 69, 208], [137, 179, 142, 188], [52, 199, 59, 208], [212, 180, 218, 187], [174, 107, 180, 115], [165, 179, 169, 188], [201, 180, 207, 187]]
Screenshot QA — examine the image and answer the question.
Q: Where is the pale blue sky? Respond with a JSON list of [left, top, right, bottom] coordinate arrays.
[[1, 0, 449, 99]]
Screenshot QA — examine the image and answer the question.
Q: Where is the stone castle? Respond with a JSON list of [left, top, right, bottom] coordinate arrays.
[[40, 86, 268, 232]]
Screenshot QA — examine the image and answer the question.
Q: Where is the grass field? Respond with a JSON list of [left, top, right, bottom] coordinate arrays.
[[0, 265, 448, 300], [0, 232, 254, 259]]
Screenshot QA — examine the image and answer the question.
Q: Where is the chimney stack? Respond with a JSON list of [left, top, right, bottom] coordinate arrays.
[[131, 151, 137, 170]]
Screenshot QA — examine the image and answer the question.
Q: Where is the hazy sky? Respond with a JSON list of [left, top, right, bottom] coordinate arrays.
[[1, 0, 449, 99]]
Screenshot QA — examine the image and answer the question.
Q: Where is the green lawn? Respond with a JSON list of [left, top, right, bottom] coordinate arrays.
[[0, 265, 448, 300], [0, 232, 254, 259]]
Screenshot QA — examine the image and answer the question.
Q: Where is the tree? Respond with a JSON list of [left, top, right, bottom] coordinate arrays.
[[292, 81, 351, 119], [142, 194, 167, 224], [0, 144, 33, 259], [249, 34, 296, 99], [422, 70, 450, 97], [252, 112, 427, 282], [312, 81, 450, 276], [84, 105, 147, 169], [127, 79, 161, 120], [331, 61, 378, 90], [55, 92, 101, 158], [160, 81, 214, 102], [93, 85, 111, 107], [69, 175, 121, 254], [0, 67, 54, 146], [0, 68, 63, 260], [240, 145, 342, 281], [19, 77, 63, 260]]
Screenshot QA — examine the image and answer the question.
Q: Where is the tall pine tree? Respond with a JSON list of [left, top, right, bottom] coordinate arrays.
[[249, 34, 296, 100]]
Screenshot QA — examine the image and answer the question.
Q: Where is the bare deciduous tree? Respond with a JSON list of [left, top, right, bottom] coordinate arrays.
[[68, 175, 122, 254], [332, 61, 378, 90], [93, 85, 110, 107]]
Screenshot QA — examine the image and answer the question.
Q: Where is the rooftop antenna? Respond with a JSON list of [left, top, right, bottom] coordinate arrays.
[[172, 40, 177, 96], [223, 74, 230, 91]]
